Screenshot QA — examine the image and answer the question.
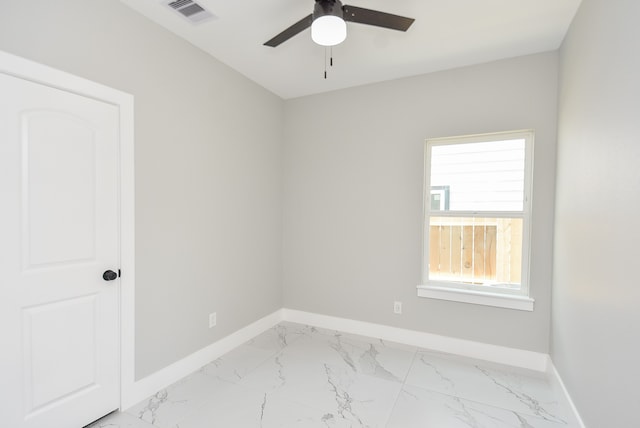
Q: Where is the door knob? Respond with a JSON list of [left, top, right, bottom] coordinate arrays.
[[103, 270, 118, 281]]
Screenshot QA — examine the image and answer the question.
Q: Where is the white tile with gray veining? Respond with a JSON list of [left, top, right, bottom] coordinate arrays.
[[176, 386, 360, 428], [387, 384, 570, 428], [245, 321, 311, 351], [242, 326, 417, 388], [405, 349, 570, 425], [86, 411, 156, 428], [237, 334, 406, 426], [306, 328, 418, 383], [246, 357, 403, 426], [122, 322, 575, 428], [125, 370, 242, 427]]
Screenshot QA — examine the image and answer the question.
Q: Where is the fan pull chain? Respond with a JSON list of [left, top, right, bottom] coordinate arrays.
[[323, 47, 335, 79], [324, 47, 327, 79]]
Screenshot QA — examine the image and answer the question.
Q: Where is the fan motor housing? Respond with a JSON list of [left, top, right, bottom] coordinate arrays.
[[314, 0, 344, 20]]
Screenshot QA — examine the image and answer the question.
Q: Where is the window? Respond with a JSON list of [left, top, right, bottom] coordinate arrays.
[[418, 130, 535, 311]]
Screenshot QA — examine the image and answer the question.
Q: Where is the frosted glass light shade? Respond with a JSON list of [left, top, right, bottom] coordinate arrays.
[[311, 15, 347, 46]]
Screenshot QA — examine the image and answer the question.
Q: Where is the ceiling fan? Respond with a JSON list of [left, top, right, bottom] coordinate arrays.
[[264, 0, 415, 48]]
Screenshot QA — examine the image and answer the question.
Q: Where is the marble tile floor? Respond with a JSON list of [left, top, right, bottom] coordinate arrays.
[[90, 322, 574, 428]]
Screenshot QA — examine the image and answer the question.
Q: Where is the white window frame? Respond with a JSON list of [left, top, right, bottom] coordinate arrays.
[[417, 130, 535, 311]]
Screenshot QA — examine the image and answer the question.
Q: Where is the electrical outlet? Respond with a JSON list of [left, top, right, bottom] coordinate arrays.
[[393, 301, 402, 314], [209, 312, 217, 328]]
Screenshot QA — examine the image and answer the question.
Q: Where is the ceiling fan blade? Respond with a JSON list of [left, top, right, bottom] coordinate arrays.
[[264, 14, 313, 47], [342, 5, 414, 32]]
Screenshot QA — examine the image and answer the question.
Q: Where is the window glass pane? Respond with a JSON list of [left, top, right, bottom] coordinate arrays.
[[430, 139, 525, 212], [428, 217, 523, 288]]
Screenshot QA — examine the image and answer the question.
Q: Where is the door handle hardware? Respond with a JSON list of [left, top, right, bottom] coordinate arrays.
[[103, 270, 118, 281]]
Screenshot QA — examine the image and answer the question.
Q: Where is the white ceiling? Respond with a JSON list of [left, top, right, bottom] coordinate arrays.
[[120, 0, 581, 99]]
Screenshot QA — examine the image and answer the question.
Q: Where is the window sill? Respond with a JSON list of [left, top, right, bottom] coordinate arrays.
[[416, 285, 534, 311]]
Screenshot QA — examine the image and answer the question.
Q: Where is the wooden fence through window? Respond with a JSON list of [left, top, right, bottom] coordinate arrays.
[[428, 217, 522, 285]]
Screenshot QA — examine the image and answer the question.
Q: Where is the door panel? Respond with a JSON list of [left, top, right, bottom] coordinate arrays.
[[23, 294, 98, 412], [0, 72, 120, 428], [24, 111, 97, 268]]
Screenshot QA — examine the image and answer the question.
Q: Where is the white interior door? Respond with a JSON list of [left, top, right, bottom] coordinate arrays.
[[0, 72, 121, 427]]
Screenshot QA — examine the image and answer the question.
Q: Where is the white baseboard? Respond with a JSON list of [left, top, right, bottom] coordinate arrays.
[[121, 309, 284, 409], [282, 308, 549, 372], [547, 357, 586, 428]]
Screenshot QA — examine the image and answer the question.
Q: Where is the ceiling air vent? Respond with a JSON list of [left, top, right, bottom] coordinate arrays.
[[165, 0, 216, 24]]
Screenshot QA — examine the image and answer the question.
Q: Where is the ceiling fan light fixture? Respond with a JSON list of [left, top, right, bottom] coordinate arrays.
[[311, 0, 346, 46], [311, 15, 347, 46]]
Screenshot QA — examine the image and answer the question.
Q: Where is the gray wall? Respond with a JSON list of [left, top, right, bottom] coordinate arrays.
[[283, 53, 558, 352], [0, 0, 284, 379], [553, 0, 640, 425]]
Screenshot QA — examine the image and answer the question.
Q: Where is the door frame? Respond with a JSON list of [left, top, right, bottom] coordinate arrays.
[[0, 50, 136, 411]]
